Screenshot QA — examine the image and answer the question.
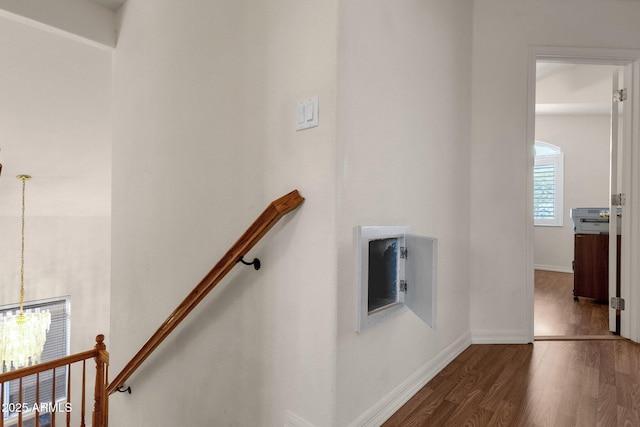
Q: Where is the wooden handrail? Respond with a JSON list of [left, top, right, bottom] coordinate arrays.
[[106, 189, 305, 395], [0, 350, 96, 383], [0, 335, 108, 383]]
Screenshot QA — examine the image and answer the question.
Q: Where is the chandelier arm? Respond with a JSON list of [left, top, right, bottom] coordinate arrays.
[[16, 175, 30, 313], [19, 176, 26, 313], [1, 174, 51, 371]]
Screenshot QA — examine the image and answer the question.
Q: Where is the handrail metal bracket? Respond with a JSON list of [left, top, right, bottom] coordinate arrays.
[[116, 386, 132, 394], [238, 256, 261, 270]]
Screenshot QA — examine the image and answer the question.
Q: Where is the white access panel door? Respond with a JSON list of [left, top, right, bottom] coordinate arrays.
[[404, 235, 437, 328]]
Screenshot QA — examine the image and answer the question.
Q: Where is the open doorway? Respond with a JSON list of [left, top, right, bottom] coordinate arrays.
[[533, 62, 622, 339]]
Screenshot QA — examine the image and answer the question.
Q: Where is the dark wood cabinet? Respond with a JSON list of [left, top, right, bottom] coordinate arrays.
[[573, 234, 620, 301]]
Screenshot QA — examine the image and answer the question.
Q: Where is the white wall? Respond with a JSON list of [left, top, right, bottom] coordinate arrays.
[[0, 217, 110, 350], [0, 14, 112, 218], [470, 0, 640, 340], [336, 1, 473, 425], [111, 1, 474, 425], [110, 0, 640, 424], [0, 14, 111, 351], [534, 115, 610, 271], [0, 14, 111, 427], [110, 1, 337, 426]]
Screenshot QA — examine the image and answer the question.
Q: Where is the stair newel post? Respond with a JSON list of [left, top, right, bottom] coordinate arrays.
[[92, 335, 109, 427]]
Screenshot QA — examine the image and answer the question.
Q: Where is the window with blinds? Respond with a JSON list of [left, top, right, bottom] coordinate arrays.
[[1, 298, 70, 421], [534, 142, 564, 226]]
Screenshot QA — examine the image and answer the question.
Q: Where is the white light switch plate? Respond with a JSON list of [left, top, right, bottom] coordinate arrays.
[[296, 96, 319, 131]]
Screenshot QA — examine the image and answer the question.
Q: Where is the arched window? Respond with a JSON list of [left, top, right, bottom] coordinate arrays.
[[534, 141, 564, 226]]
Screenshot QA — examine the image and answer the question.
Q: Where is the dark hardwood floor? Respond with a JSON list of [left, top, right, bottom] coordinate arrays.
[[534, 269, 613, 338], [383, 270, 638, 426]]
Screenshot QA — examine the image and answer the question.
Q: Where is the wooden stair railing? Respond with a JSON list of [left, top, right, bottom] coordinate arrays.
[[107, 189, 305, 395], [0, 334, 109, 427]]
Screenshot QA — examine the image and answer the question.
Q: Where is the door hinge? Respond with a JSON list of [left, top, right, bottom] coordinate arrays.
[[613, 88, 628, 103], [611, 297, 625, 311], [400, 280, 407, 293], [611, 193, 626, 206], [400, 247, 408, 259]]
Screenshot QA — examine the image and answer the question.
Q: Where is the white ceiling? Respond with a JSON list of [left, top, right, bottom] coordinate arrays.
[[536, 62, 577, 81], [536, 62, 621, 115]]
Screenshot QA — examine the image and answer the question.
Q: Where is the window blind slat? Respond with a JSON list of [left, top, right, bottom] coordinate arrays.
[[534, 163, 556, 219], [534, 142, 563, 226]]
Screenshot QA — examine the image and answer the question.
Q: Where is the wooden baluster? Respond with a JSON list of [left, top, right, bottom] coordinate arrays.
[[104, 365, 109, 427], [92, 335, 107, 427], [0, 338, 107, 427], [51, 368, 56, 427], [18, 377, 22, 427], [0, 382, 3, 427], [81, 360, 86, 427], [35, 373, 40, 427], [66, 364, 71, 427]]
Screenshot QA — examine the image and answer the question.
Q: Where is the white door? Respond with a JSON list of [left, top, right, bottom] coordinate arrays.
[[611, 60, 640, 339], [609, 69, 622, 333], [618, 60, 640, 340]]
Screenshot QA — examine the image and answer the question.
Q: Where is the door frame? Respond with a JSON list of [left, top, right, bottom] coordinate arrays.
[[526, 46, 640, 342]]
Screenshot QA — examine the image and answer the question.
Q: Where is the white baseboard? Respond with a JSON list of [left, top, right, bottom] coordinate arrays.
[[348, 332, 472, 427], [534, 264, 573, 274], [471, 330, 532, 344]]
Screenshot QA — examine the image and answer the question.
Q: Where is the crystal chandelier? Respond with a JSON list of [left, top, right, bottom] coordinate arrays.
[[0, 175, 51, 371]]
